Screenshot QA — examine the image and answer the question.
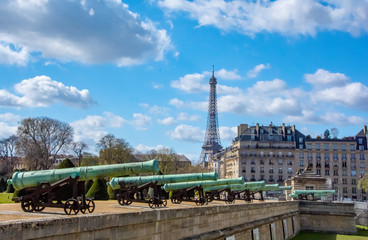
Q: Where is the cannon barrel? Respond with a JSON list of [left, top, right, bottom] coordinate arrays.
[[203, 181, 264, 192], [292, 190, 335, 194], [162, 177, 244, 192], [8, 159, 160, 190], [109, 172, 218, 190]]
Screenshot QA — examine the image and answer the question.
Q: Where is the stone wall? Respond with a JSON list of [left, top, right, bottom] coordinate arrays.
[[0, 201, 357, 240], [299, 201, 356, 234]]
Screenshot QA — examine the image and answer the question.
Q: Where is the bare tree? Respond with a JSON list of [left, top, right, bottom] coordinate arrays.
[[0, 135, 18, 176], [16, 117, 74, 170], [97, 134, 133, 164], [72, 141, 88, 166], [330, 128, 339, 139]]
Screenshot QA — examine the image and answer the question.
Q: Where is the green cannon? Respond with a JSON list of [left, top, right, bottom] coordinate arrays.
[[9, 160, 160, 215], [289, 189, 336, 201], [163, 177, 244, 206], [8, 159, 159, 190], [109, 172, 218, 190], [110, 172, 218, 208], [162, 177, 244, 192], [203, 181, 266, 192]]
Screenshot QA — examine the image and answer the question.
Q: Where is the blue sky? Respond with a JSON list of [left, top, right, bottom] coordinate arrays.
[[0, 0, 368, 162]]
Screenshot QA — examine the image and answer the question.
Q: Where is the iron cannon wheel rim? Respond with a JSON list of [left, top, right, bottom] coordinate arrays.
[[21, 199, 34, 212], [64, 199, 79, 215]]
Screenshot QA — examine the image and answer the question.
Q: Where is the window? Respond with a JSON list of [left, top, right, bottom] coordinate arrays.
[[342, 170, 347, 176], [269, 175, 274, 181], [352, 187, 357, 194], [278, 168, 283, 173], [316, 169, 321, 175], [333, 178, 338, 184], [260, 160, 264, 165], [324, 143, 329, 150], [251, 135, 255, 140], [351, 170, 356, 177], [251, 167, 255, 173], [269, 135, 274, 141], [333, 144, 338, 150], [288, 160, 292, 165], [306, 186, 314, 190], [342, 153, 347, 160], [350, 144, 355, 151], [341, 144, 346, 150], [278, 175, 283, 182], [342, 161, 347, 168], [333, 153, 338, 160], [260, 152, 264, 157], [308, 153, 313, 160], [299, 160, 304, 167], [279, 159, 283, 165], [252, 228, 259, 240], [260, 167, 264, 173], [269, 159, 274, 165], [360, 162, 365, 169], [287, 135, 292, 141], [334, 170, 339, 176], [352, 179, 357, 185], [287, 129, 291, 134], [351, 153, 356, 160], [307, 143, 312, 150], [242, 160, 246, 164], [251, 159, 255, 165], [299, 152, 304, 159], [260, 175, 265, 180], [242, 168, 246, 173], [324, 153, 329, 160], [288, 168, 293, 174], [316, 143, 320, 150], [342, 178, 347, 184], [359, 145, 365, 151], [361, 171, 366, 177], [269, 168, 274, 173], [360, 154, 365, 160], [299, 137, 304, 143], [343, 187, 348, 194], [359, 138, 363, 144], [270, 223, 276, 240], [299, 144, 303, 149], [325, 170, 330, 176], [278, 152, 283, 157], [316, 153, 321, 160]]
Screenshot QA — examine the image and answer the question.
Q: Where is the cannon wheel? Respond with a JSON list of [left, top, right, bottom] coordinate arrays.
[[123, 198, 133, 205], [64, 199, 79, 215], [171, 197, 182, 204], [117, 196, 125, 206], [148, 199, 155, 208], [81, 199, 95, 214], [161, 198, 167, 207], [34, 195, 47, 212], [21, 199, 34, 212]]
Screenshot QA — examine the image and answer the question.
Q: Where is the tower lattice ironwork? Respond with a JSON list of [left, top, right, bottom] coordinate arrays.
[[199, 67, 222, 167]]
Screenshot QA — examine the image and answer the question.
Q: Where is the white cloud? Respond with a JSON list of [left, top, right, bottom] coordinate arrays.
[[0, 76, 94, 109], [70, 112, 125, 143], [157, 117, 177, 125], [247, 64, 271, 78], [0, 43, 30, 66], [171, 70, 241, 94], [158, 0, 368, 36], [305, 69, 350, 87], [0, 113, 21, 123], [134, 144, 168, 153], [131, 113, 152, 130], [216, 68, 241, 80], [0, 0, 172, 66], [167, 124, 204, 142], [0, 122, 17, 138], [177, 112, 200, 121], [219, 126, 237, 141], [169, 98, 185, 108]]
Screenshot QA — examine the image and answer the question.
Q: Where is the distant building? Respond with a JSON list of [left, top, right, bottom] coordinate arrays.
[[214, 123, 368, 201]]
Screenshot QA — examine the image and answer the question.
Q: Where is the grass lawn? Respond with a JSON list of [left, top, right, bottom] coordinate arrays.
[[0, 193, 13, 203], [291, 226, 368, 240]]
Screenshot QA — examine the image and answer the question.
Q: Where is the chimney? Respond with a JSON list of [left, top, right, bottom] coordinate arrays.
[[256, 123, 260, 137], [364, 125, 367, 134], [237, 124, 248, 137], [282, 123, 286, 137], [292, 125, 296, 133]]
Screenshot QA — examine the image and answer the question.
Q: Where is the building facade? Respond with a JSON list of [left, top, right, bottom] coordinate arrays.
[[214, 123, 368, 201]]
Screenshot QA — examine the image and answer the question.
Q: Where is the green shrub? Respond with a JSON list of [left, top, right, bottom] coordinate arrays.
[[6, 184, 15, 193], [86, 178, 109, 200], [57, 158, 75, 169], [0, 178, 6, 192], [85, 179, 93, 193], [107, 184, 118, 200]]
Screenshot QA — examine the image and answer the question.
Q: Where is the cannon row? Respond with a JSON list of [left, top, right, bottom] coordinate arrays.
[[8, 160, 291, 215]]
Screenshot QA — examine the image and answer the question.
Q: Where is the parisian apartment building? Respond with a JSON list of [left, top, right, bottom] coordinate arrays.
[[211, 123, 368, 201]]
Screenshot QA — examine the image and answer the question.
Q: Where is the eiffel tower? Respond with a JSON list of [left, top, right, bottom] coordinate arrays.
[[199, 66, 222, 168]]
